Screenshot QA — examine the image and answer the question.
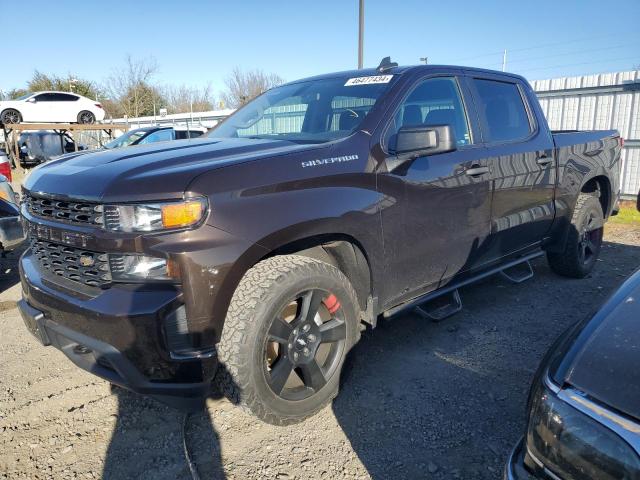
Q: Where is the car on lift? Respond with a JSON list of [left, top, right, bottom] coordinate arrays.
[[18, 59, 623, 425], [505, 263, 640, 480], [0, 91, 105, 125]]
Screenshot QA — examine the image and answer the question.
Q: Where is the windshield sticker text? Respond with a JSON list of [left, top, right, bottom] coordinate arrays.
[[344, 75, 393, 86], [302, 154, 359, 168]]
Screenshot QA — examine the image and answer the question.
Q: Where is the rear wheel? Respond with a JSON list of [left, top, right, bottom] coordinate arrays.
[[547, 193, 604, 278], [77, 111, 95, 124], [216, 255, 359, 425], [1, 109, 21, 125]]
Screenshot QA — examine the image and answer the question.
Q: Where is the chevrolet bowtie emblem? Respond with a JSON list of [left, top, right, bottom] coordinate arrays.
[[79, 254, 95, 267]]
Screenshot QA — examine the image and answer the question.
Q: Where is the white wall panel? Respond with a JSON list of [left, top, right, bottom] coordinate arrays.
[[533, 70, 640, 195]]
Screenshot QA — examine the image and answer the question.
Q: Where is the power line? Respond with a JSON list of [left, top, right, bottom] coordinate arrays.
[[449, 32, 640, 63], [507, 42, 640, 65], [514, 55, 640, 74]]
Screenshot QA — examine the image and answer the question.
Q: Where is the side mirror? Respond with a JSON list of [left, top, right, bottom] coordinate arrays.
[[27, 98, 37, 103], [395, 124, 456, 157]]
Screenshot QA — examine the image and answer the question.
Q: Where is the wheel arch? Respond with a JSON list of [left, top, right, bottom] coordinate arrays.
[[213, 230, 377, 341], [581, 174, 612, 218], [263, 234, 373, 317]]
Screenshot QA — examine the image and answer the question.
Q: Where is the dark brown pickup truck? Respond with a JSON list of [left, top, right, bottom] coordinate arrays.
[[18, 59, 622, 425]]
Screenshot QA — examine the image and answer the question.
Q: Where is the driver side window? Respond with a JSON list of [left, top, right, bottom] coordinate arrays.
[[385, 77, 471, 153]]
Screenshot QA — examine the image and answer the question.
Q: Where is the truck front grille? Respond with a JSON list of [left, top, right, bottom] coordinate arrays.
[[26, 194, 104, 227], [30, 238, 111, 287]]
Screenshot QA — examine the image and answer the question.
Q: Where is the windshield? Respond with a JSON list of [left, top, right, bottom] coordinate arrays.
[[104, 129, 148, 149], [209, 75, 395, 144], [16, 93, 33, 101]]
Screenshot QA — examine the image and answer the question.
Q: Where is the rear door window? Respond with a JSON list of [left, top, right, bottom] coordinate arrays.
[[472, 79, 532, 143], [175, 130, 204, 140], [52, 93, 79, 101]]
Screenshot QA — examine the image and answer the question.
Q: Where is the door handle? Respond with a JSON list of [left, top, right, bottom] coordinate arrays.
[[465, 165, 490, 177], [536, 156, 553, 167]]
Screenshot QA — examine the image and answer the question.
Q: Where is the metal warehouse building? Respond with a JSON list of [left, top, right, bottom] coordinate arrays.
[[532, 71, 640, 198]]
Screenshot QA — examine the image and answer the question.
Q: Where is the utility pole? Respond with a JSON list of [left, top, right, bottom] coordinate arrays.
[[502, 49, 507, 72], [358, 0, 364, 69], [420, 57, 428, 65]]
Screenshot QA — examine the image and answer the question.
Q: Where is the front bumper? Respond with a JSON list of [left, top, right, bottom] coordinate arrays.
[[19, 253, 216, 411], [504, 438, 536, 480], [0, 215, 25, 250]]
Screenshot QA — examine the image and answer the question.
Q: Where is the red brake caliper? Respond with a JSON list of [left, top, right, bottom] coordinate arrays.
[[323, 294, 341, 314]]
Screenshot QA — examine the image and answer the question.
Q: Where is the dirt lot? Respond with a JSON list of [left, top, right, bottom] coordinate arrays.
[[1, 223, 640, 480]]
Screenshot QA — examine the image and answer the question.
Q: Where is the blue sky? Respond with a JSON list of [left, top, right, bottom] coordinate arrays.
[[1, 0, 639, 96]]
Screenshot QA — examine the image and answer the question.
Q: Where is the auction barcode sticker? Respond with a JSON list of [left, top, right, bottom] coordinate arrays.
[[345, 75, 393, 86]]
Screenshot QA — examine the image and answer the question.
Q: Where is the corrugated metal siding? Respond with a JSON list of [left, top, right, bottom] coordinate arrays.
[[532, 70, 640, 196]]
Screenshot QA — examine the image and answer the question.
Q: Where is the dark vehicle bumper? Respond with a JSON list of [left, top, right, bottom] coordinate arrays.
[[19, 253, 216, 412], [504, 438, 536, 480], [0, 215, 26, 251]]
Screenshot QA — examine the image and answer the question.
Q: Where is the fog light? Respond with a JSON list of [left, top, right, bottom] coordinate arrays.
[[110, 254, 180, 281]]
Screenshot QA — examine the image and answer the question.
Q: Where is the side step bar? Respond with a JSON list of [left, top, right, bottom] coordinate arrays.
[[414, 289, 462, 321], [500, 260, 534, 283], [383, 251, 544, 319]]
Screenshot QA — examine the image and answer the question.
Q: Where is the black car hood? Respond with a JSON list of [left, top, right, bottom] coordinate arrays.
[[24, 138, 315, 203], [556, 269, 640, 421]]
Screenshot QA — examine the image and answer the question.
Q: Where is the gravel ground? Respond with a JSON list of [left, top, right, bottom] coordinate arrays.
[[1, 223, 640, 480]]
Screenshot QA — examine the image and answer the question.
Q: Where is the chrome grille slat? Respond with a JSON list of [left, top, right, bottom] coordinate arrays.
[[26, 194, 103, 227], [30, 238, 111, 288]]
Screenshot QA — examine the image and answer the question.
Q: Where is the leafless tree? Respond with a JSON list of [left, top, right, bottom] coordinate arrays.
[[103, 55, 163, 118], [221, 68, 284, 108], [162, 84, 216, 114]]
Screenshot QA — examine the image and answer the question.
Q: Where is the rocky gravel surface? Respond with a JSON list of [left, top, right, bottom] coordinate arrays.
[[1, 224, 640, 480]]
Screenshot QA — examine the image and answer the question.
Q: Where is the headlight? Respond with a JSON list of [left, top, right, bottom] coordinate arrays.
[[526, 380, 640, 480], [103, 198, 207, 232], [110, 254, 180, 281]]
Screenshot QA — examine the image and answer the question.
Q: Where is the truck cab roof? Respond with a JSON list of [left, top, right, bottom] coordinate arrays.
[[285, 64, 529, 86]]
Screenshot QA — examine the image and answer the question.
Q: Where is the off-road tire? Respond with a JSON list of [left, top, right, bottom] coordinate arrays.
[[547, 193, 604, 278], [216, 255, 360, 426]]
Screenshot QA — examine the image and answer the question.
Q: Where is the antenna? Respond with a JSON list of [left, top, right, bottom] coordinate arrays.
[[377, 56, 398, 73]]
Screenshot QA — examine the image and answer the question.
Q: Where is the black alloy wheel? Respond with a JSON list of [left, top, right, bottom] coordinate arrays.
[[264, 288, 347, 401]]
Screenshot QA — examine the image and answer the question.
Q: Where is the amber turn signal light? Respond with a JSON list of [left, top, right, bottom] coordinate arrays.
[[161, 200, 205, 229]]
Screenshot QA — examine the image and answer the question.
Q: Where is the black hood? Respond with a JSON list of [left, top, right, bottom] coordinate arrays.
[[551, 269, 640, 421], [24, 137, 316, 203]]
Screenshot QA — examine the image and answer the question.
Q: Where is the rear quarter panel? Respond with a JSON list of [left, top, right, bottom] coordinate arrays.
[[553, 130, 621, 217], [546, 130, 621, 251]]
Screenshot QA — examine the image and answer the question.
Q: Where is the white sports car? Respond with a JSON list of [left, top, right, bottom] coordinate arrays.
[[0, 91, 106, 125]]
